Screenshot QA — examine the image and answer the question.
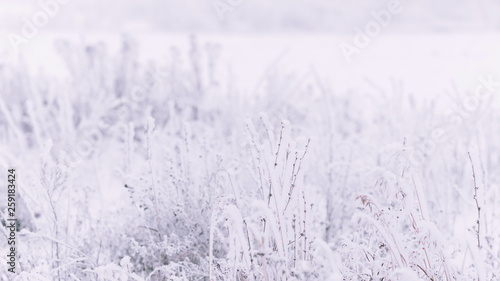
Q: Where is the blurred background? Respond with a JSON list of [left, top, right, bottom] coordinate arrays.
[[1, 0, 500, 105], [1, 0, 500, 33]]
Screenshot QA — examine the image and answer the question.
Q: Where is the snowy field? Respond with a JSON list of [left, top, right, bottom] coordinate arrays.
[[1, 1, 500, 281]]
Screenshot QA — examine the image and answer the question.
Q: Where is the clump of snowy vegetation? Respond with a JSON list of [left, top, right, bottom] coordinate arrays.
[[0, 35, 499, 281]]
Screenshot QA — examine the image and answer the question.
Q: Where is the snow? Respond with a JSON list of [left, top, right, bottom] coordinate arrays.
[[1, 1, 500, 280]]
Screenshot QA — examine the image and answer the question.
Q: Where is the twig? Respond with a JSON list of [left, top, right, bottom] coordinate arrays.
[[284, 139, 311, 213], [468, 152, 481, 248], [146, 119, 162, 241], [412, 177, 425, 220], [416, 264, 434, 281], [302, 188, 307, 260], [273, 121, 284, 168]]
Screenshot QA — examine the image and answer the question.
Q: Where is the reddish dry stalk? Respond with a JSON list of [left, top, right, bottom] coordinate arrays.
[[417, 264, 432, 280], [440, 251, 450, 281], [410, 210, 432, 272], [404, 179, 436, 277], [468, 152, 481, 248], [412, 177, 425, 220], [423, 247, 431, 271]]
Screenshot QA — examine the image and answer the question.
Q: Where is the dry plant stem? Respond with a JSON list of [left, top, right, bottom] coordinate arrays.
[[44, 188, 61, 281], [293, 214, 297, 268], [146, 122, 162, 241], [267, 171, 287, 257], [283, 154, 298, 212], [274, 122, 284, 168], [302, 189, 307, 260], [423, 247, 431, 272], [209, 213, 215, 281], [477, 145, 488, 235], [233, 251, 237, 281], [284, 139, 311, 213], [243, 220, 255, 272], [468, 152, 481, 248], [267, 122, 284, 207], [412, 177, 425, 220], [146, 121, 162, 281], [244, 122, 266, 205], [440, 251, 450, 281], [0, 97, 24, 143], [408, 179, 435, 273], [416, 264, 433, 280], [280, 145, 290, 194]]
